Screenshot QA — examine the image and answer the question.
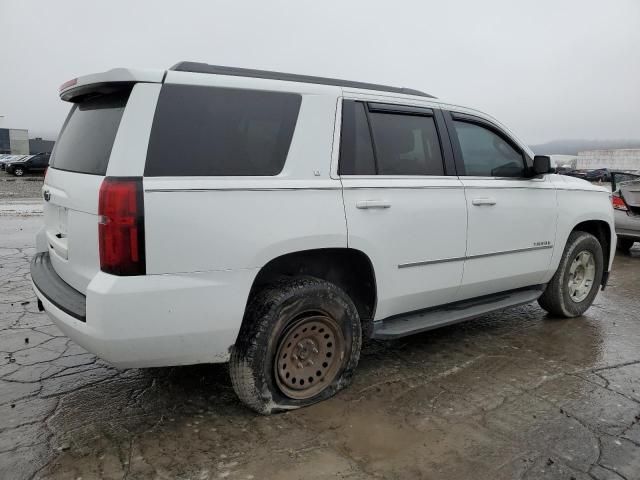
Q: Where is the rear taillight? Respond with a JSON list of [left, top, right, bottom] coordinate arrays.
[[98, 177, 145, 275], [612, 194, 628, 211]]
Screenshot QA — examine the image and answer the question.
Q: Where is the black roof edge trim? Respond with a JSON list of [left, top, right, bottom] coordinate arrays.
[[169, 62, 435, 99]]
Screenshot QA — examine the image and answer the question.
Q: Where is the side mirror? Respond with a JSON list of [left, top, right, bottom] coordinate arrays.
[[532, 155, 553, 176]]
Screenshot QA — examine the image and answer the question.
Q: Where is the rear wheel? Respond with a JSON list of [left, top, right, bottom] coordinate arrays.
[[538, 231, 604, 317], [617, 238, 636, 253], [13, 167, 24, 176], [229, 276, 361, 414]]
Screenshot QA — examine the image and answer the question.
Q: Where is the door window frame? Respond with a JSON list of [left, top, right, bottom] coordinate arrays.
[[443, 110, 533, 178], [337, 99, 457, 177]]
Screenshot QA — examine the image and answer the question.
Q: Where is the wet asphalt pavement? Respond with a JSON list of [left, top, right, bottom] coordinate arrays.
[[1, 212, 640, 480]]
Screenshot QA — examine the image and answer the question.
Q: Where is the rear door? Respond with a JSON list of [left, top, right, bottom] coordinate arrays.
[[339, 100, 467, 320], [445, 111, 557, 300], [42, 82, 161, 293], [30, 154, 48, 171]]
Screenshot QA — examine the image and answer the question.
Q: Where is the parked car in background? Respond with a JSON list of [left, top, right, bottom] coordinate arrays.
[[612, 171, 640, 252], [563, 169, 588, 180], [554, 166, 574, 175], [584, 168, 611, 183], [5, 152, 50, 176], [0, 154, 30, 170]]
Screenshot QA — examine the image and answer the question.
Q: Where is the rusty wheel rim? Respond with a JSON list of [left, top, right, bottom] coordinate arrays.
[[274, 314, 345, 400]]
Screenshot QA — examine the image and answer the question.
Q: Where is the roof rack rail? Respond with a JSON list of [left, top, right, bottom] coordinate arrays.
[[169, 62, 435, 98]]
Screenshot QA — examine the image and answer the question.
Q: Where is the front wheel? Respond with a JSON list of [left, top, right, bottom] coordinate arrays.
[[12, 167, 24, 176], [229, 276, 362, 414], [538, 231, 604, 317]]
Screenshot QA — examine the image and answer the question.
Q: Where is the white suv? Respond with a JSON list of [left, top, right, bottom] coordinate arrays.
[[31, 63, 616, 413]]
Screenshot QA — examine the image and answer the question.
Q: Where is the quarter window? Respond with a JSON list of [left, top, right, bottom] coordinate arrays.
[[453, 121, 525, 177], [145, 85, 301, 176]]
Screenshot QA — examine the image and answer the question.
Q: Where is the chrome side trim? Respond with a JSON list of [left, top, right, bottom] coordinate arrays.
[[398, 244, 554, 269], [399, 256, 466, 268], [343, 185, 463, 190]]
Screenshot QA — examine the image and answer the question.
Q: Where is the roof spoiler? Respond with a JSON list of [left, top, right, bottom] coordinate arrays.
[[59, 68, 164, 102]]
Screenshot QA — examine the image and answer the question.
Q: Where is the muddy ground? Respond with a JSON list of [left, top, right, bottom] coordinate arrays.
[[1, 210, 639, 480]]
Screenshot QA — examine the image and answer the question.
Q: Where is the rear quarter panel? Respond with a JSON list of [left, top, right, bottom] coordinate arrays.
[[143, 180, 346, 273]]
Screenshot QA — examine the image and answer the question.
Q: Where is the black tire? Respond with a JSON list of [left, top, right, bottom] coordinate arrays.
[[538, 231, 604, 317], [617, 238, 635, 253], [229, 276, 362, 414], [13, 167, 24, 176]]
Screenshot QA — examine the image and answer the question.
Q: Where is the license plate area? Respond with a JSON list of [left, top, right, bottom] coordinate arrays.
[[57, 206, 68, 237], [45, 205, 69, 260]]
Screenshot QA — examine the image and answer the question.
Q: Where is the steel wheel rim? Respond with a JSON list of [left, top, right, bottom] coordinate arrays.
[[274, 314, 345, 400], [567, 250, 596, 303], [14, 168, 23, 176]]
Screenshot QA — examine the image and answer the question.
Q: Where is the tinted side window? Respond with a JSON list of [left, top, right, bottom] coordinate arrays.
[[145, 85, 301, 176], [33, 154, 49, 167], [369, 112, 444, 175], [339, 101, 376, 175], [454, 121, 524, 177], [50, 90, 130, 175]]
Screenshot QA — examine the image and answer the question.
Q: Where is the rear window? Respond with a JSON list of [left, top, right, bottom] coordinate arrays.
[[50, 90, 130, 175], [369, 111, 444, 176], [145, 85, 301, 176]]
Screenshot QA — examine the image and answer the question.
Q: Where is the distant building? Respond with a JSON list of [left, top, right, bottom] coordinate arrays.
[[550, 154, 577, 169], [29, 137, 55, 154], [0, 128, 29, 154], [577, 149, 640, 171]]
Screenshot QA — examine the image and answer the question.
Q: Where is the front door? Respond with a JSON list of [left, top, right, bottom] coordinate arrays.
[[445, 111, 558, 300], [339, 100, 468, 320]]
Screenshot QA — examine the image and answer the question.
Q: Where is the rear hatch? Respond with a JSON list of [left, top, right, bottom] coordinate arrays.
[[620, 180, 640, 214], [43, 88, 131, 293], [613, 172, 640, 215]]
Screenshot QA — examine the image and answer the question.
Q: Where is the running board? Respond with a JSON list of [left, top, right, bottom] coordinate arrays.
[[372, 286, 545, 340]]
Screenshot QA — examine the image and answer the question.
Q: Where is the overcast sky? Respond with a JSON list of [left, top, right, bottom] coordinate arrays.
[[1, 0, 639, 145]]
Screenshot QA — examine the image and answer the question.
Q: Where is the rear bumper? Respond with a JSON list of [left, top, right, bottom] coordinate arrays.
[[31, 253, 86, 321], [31, 252, 257, 368]]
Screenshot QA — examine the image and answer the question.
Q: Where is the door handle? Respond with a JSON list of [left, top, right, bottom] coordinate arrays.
[[472, 197, 497, 206], [356, 200, 392, 209]]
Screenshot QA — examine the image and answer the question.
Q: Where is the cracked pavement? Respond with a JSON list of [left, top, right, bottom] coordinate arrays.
[[1, 213, 640, 480]]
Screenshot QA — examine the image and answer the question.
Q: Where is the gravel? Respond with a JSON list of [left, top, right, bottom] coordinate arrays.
[[0, 171, 44, 200]]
